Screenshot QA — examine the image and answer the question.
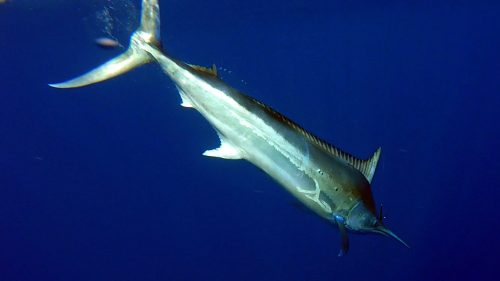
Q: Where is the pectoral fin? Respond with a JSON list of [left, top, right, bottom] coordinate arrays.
[[334, 215, 349, 257]]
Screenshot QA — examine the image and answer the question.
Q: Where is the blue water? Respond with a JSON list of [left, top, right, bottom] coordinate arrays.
[[1, 0, 499, 280]]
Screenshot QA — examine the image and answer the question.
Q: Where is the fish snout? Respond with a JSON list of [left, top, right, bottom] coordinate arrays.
[[373, 225, 410, 249], [346, 202, 409, 248]]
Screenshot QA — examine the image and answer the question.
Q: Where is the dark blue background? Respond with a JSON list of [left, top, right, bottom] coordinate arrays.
[[1, 0, 499, 280]]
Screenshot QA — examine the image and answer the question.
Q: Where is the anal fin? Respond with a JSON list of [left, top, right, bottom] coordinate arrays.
[[203, 135, 242, 160], [177, 86, 194, 108]]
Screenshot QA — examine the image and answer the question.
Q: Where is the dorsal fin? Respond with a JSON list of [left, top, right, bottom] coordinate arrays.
[[348, 147, 381, 183], [245, 95, 381, 183], [307, 136, 381, 183], [188, 63, 218, 77]]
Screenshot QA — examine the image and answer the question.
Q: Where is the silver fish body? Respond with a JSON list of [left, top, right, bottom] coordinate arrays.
[[147, 47, 373, 218], [50, 0, 408, 255]]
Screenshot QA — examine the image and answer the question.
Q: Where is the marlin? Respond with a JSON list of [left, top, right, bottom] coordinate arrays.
[[50, 0, 408, 255]]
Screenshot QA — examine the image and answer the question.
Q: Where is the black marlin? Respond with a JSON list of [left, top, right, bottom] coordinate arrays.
[[50, 0, 408, 255]]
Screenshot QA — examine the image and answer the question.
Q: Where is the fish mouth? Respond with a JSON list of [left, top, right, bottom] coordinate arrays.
[[373, 225, 410, 248]]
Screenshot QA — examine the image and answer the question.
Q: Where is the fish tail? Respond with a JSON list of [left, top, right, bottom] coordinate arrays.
[[49, 0, 162, 88]]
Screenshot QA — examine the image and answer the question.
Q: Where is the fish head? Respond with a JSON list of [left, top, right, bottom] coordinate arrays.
[[345, 201, 409, 248], [345, 201, 378, 231]]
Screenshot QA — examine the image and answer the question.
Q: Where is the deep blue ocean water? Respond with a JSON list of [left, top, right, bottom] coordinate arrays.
[[1, 0, 499, 280]]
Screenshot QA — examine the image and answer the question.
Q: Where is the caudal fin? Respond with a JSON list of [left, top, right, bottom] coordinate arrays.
[[49, 0, 161, 89]]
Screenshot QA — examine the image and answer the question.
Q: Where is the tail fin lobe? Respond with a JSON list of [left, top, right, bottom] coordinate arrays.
[[49, 0, 161, 89], [138, 0, 161, 47], [49, 44, 151, 89]]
